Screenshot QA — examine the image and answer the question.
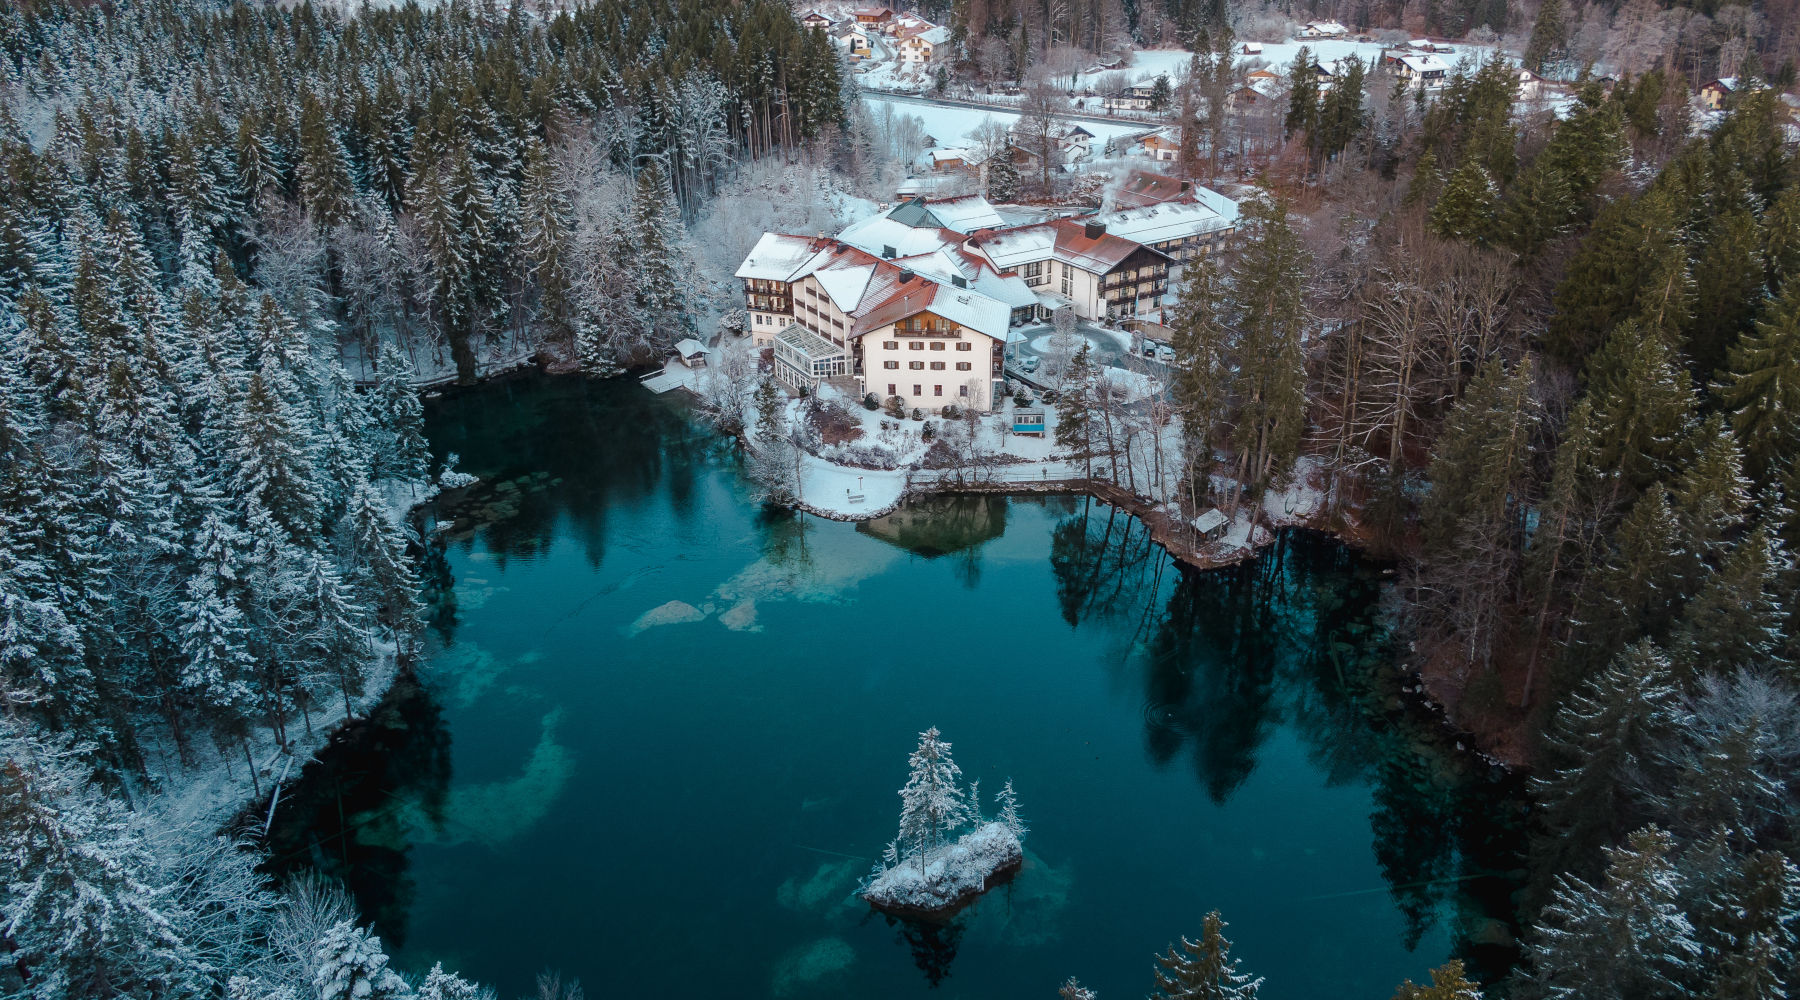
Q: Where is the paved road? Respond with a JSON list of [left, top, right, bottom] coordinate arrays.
[[1003, 320, 1171, 386]]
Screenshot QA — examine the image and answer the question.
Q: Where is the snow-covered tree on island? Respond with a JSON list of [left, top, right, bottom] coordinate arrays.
[[897, 726, 972, 873], [996, 778, 1026, 838], [865, 728, 1026, 914]]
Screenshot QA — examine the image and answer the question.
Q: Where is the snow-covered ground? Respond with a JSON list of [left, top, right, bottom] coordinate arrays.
[[862, 95, 1160, 154]]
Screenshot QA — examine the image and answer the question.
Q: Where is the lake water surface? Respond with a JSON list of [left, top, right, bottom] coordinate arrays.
[[265, 374, 1524, 1000]]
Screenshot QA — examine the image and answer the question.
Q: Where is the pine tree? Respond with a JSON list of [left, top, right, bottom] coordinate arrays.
[[1285, 47, 1319, 141], [1391, 960, 1484, 1000], [297, 97, 357, 230], [1225, 199, 1308, 513], [628, 158, 692, 338], [1533, 641, 1679, 870], [1666, 528, 1787, 678], [519, 137, 577, 344], [994, 778, 1026, 838], [417, 963, 485, 1000], [0, 724, 194, 999], [340, 481, 423, 643], [1707, 850, 1800, 1000], [1522, 0, 1568, 74], [1151, 910, 1262, 1000], [896, 726, 970, 870], [987, 155, 1021, 203], [1059, 978, 1099, 1000], [1523, 826, 1701, 1000], [1716, 277, 1800, 483], [312, 921, 409, 1000], [1584, 320, 1696, 495], [1430, 160, 1499, 244], [367, 346, 428, 486], [753, 373, 787, 446], [1167, 253, 1232, 499], [1055, 343, 1098, 477], [232, 359, 324, 543]]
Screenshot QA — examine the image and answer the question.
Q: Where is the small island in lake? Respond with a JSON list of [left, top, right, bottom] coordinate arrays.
[[862, 727, 1026, 919]]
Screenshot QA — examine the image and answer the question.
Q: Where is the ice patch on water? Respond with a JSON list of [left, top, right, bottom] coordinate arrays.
[[719, 598, 760, 632]]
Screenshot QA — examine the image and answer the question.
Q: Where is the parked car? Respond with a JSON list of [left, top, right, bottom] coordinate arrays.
[[1021, 356, 1040, 373]]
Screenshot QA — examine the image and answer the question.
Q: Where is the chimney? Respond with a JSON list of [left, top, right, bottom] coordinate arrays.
[[1084, 221, 1106, 239], [899, 269, 916, 283], [882, 245, 897, 258]]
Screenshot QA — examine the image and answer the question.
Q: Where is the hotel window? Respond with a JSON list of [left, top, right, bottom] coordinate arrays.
[[959, 385, 969, 396], [909, 361, 925, 370], [913, 384, 922, 396], [934, 385, 943, 396], [883, 341, 899, 350], [929, 361, 945, 370], [887, 383, 897, 396], [909, 342, 924, 351], [955, 362, 971, 371], [956, 342, 972, 351], [883, 360, 898, 369], [929, 342, 945, 351], [1061, 265, 1072, 295]]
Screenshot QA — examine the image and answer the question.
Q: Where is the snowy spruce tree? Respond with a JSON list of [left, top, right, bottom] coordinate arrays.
[[897, 726, 971, 869], [313, 921, 410, 1000], [1151, 910, 1262, 1000]]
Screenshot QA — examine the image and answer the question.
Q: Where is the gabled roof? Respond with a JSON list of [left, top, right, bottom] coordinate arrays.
[[1079, 195, 1238, 246], [1113, 169, 1191, 208], [735, 232, 829, 281], [965, 224, 1058, 269], [917, 194, 1005, 233], [1049, 218, 1168, 272], [837, 214, 963, 259], [1398, 53, 1450, 74]]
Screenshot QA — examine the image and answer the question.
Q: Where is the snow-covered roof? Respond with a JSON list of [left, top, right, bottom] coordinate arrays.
[[1242, 42, 1263, 53], [674, 338, 708, 357], [813, 263, 877, 311], [1709, 76, 1738, 92], [968, 224, 1057, 270], [1081, 196, 1237, 246], [1398, 53, 1450, 74], [1302, 19, 1347, 34], [919, 195, 1004, 232], [928, 147, 971, 164], [735, 232, 824, 281], [1049, 218, 1165, 273], [837, 214, 961, 258], [911, 25, 949, 45], [1193, 508, 1228, 532]]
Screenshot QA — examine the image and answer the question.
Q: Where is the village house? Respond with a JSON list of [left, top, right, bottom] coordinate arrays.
[[1241, 41, 1263, 55], [927, 147, 977, 172], [1139, 128, 1181, 162], [832, 21, 870, 56], [1009, 120, 1095, 163], [853, 6, 894, 30], [1700, 77, 1753, 110], [1395, 53, 1450, 89], [896, 23, 949, 62], [1103, 82, 1162, 112], [800, 10, 832, 29], [1298, 19, 1348, 38]]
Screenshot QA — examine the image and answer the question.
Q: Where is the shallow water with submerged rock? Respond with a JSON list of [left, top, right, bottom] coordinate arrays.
[[262, 373, 1527, 1000]]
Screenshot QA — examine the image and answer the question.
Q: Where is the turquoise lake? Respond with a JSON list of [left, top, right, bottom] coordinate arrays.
[[263, 373, 1525, 1000]]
